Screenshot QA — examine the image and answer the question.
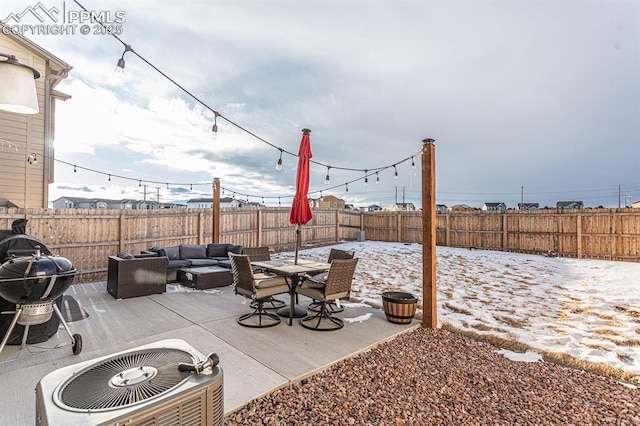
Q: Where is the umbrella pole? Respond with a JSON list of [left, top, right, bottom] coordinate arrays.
[[294, 226, 301, 265]]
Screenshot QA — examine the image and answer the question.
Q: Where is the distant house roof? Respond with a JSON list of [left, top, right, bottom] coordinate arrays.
[[518, 203, 539, 210], [482, 202, 507, 210], [556, 201, 583, 209], [186, 197, 212, 203], [392, 203, 415, 211]]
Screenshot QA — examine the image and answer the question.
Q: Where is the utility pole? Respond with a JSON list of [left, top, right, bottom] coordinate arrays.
[[142, 185, 148, 202], [395, 186, 398, 204], [618, 184, 622, 209], [402, 186, 406, 204], [156, 187, 160, 204], [521, 186, 524, 207]]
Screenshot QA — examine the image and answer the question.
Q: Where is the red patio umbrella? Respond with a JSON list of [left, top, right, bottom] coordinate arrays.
[[289, 128, 313, 264]]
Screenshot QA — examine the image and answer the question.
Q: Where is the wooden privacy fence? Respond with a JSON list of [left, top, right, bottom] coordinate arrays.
[[0, 207, 638, 280]]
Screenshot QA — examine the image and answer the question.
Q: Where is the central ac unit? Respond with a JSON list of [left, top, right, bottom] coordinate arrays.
[[35, 339, 223, 426]]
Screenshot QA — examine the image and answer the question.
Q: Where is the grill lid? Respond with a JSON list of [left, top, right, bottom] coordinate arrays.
[[55, 347, 196, 411]]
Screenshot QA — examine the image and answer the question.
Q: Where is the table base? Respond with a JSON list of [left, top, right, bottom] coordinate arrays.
[[277, 306, 307, 318]]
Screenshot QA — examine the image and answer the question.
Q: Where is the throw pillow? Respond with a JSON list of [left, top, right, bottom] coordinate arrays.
[[179, 244, 206, 259], [207, 243, 228, 257], [117, 252, 136, 260], [227, 244, 243, 255]]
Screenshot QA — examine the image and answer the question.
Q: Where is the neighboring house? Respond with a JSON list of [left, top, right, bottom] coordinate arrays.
[[632, 201, 640, 209], [344, 204, 355, 211], [52, 197, 181, 209], [556, 201, 584, 210], [391, 203, 416, 211], [0, 27, 72, 208], [310, 195, 345, 209], [366, 204, 383, 212], [482, 202, 507, 211], [220, 197, 242, 208], [186, 197, 242, 208], [186, 198, 213, 208], [450, 204, 476, 212], [518, 203, 539, 210], [436, 204, 448, 212]]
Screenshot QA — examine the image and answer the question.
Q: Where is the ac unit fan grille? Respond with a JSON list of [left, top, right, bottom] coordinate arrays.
[[56, 348, 195, 411]]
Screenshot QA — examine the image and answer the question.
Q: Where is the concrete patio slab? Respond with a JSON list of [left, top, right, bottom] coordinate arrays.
[[0, 282, 419, 424]]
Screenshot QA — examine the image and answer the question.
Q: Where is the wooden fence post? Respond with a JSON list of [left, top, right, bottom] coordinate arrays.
[[422, 139, 437, 329], [257, 209, 262, 246], [212, 178, 220, 243], [118, 214, 125, 253], [502, 213, 508, 250], [576, 212, 582, 259]]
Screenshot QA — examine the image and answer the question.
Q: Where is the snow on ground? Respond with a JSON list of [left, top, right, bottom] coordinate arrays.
[[277, 241, 640, 379]]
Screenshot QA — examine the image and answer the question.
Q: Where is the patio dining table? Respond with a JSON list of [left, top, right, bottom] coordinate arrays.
[[250, 259, 331, 326]]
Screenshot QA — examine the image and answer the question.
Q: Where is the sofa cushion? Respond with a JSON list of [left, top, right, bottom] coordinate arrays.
[[179, 244, 206, 259], [207, 243, 228, 258], [167, 259, 191, 269], [159, 245, 180, 260], [227, 244, 243, 255], [188, 258, 218, 267]]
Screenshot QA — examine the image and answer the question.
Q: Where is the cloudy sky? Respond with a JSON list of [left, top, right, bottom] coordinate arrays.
[[3, 0, 639, 208]]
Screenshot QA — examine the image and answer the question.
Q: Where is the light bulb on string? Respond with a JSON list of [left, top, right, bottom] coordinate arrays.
[[363, 170, 368, 187], [275, 149, 283, 170], [108, 174, 111, 182], [73, 165, 77, 173], [324, 166, 331, 185], [211, 111, 219, 139], [115, 44, 133, 74], [278, 197, 281, 207], [138, 180, 142, 187], [345, 183, 349, 193], [393, 165, 399, 180], [376, 172, 380, 184]]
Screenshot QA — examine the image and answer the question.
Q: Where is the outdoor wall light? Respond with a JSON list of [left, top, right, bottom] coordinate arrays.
[[115, 44, 133, 74], [275, 149, 283, 170], [26, 153, 38, 164], [0, 53, 40, 114]]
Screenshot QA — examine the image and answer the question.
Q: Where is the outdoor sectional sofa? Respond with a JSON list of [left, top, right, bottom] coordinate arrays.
[[146, 243, 243, 283]]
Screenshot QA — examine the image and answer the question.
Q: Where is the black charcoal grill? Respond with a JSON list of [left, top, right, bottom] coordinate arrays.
[[0, 225, 81, 356]]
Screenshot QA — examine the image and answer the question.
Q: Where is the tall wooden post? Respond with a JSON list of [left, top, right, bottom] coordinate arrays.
[[212, 178, 221, 243], [422, 139, 437, 329]]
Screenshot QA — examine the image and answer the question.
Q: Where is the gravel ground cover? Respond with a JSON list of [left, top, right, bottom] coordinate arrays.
[[225, 328, 639, 425]]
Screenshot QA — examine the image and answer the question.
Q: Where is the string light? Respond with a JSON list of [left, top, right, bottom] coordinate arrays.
[[275, 149, 283, 171], [138, 180, 141, 187], [108, 174, 111, 182], [26, 153, 38, 164], [211, 111, 219, 139], [345, 183, 349, 193], [115, 44, 133, 73], [324, 166, 331, 185], [166, 183, 169, 189], [411, 157, 416, 169], [73, 165, 77, 173], [393, 165, 399, 180], [363, 169, 368, 187], [376, 172, 380, 184]]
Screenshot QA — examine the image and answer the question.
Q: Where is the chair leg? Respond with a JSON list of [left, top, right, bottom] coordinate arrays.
[[300, 301, 344, 331], [308, 300, 344, 313], [250, 296, 285, 310], [238, 299, 281, 328]]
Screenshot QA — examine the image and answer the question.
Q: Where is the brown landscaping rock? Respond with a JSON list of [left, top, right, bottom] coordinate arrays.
[[225, 328, 639, 425]]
